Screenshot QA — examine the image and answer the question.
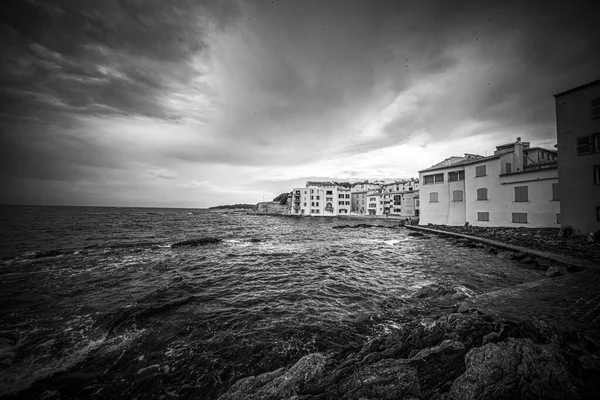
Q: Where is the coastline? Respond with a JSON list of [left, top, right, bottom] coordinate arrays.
[[217, 218, 600, 399]]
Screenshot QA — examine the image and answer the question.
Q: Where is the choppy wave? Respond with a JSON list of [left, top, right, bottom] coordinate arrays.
[[0, 206, 546, 399]]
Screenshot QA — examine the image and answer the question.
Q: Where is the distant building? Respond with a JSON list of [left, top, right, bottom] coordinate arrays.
[[351, 191, 367, 214], [292, 182, 351, 216], [418, 138, 560, 227], [554, 79, 600, 234], [366, 192, 384, 216]]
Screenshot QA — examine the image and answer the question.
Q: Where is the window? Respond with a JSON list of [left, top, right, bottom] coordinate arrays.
[[310, 189, 314, 193], [452, 190, 463, 202], [475, 165, 486, 177], [430, 192, 438, 202], [316, 196, 320, 200], [477, 212, 489, 221], [477, 188, 488, 200], [310, 195, 314, 200], [505, 163, 512, 174], [346, 201, 350, 205], [552, 183, 559, 200], [339, 201, 344, 205], [423, 173, 444, 184], [338, 194, 344, 198], [541, 152, 545, 160], [595, 165, 600, 185], [515, 186, 528, 202], [592, 98, 600, 119], [311, 202, 314, 206], [316, 202, 319, 206], [578, 136, 593, 155], [448, 171, 465, 182], [556, 214, 561, 224], [314, 209, 320, 214], [346, 194, 350, 199], [512, 213, 528, 223], [326, 190, 333, 195], [303, 202, 306, 206]]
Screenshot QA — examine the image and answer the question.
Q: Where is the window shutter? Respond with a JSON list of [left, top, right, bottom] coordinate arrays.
[[552, 183, 559, 201]]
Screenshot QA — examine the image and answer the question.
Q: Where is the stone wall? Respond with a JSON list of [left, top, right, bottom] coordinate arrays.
[[255, 200, 291, 215]]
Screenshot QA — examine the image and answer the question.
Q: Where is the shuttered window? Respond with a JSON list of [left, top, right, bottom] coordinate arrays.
[[477, 212, 489, 221], [512, 213, 528, 223], [578, 136, 593, 155], [552, 183, 559, 200], [592, 98, 600, 119], [429, 192, 438, 202], [448, 171, 465, 181], [475, 165, 486, 177], [477, 188, 488, 200], [506, 163, 512, 174], [452, 190, 463, 202], [515, 186, 528, 202]]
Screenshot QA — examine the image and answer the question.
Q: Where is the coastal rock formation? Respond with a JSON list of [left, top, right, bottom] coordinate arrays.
[[448, 338, 578, 399], [217, 310, 597, 400], [218, 353, 326, 400], [171, 237, 222, 248]]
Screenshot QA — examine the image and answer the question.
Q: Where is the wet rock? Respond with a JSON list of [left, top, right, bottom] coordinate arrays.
[[448, 338, 578, 400], [218, 353, 326, 400], [546, 265, 567, 277], [171, 237, 222, 248], [408, 231, 424, 237], [488, 247, 499, 255], [510, 251, 527, 261], [339, 358, 421, 400]]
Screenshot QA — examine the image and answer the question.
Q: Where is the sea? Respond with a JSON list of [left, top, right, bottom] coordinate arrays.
[[0, 206, 546, 399]]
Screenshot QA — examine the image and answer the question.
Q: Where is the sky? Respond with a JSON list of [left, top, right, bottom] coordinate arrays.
[[1, 0, 599, 208]]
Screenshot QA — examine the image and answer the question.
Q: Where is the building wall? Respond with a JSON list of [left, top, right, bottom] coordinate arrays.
[[420, 152, 560, 227], [555, 83, 600, 234]]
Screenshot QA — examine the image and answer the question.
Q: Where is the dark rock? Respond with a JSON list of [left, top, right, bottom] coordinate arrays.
[[408, 232, 424, 237], [339, 358, 421, 400], [510, 251, 528, 261], [448, 338, 579, 400], [546, 265, 567, 277], [171, 237, 222, 248], [482, 331, 501, 345], [249, 238, 262, 243], [488, 247, 499, 255], [218, 353, 326, 400]]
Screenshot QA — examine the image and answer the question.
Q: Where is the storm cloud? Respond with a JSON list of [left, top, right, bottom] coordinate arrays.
[[1, 0, 599, 206]]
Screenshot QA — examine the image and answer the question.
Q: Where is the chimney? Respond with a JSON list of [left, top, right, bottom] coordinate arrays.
[[514, 138, 524, 171]]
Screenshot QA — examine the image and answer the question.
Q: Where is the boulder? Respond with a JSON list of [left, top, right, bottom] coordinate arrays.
[[408, 232, 424, 237], [545, 265, 567, 277], [218, 353, 326, 400], [448, 338, 578, 400]]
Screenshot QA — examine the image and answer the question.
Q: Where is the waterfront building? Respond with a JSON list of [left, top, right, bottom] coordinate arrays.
[[381, 179, 419, 194], [554, 79, 600, 235], [292, 182, 351, 216], [418, 138, 560, 227], [367, 192, 384, 216], [351, 191, 367, 214]]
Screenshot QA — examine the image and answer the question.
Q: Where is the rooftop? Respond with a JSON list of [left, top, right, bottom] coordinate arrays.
[[553, 79, 600, 98], [419, 153, 502, 173]]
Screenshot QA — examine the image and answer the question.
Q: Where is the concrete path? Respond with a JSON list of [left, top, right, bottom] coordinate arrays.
[[458, 267, 600, 345], [405, 225, 596, 270]]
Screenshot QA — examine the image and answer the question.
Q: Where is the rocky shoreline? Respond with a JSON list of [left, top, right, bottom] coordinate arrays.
[[218, 306, 599, 399], [215, 226, 600, 400]]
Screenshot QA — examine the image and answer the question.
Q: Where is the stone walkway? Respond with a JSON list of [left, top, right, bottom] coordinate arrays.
[[405, 225, 597, 270], [405, 225, 600, 346], [458, 268, 600, 345]]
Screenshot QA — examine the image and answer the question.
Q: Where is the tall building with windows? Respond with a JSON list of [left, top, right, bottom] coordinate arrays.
[[292, 182, 351, 216], [418, 138, 560, 227], [554, 79, 600, 234]]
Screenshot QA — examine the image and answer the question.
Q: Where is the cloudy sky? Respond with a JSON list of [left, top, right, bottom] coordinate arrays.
[[1, 0, 599, 207]]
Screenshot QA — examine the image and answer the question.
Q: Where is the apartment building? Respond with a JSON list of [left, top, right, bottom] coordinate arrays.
[[351, 191, 368, 214], [418, 138, 560, 227], [292, 182, 351, 216], [367, 192, 385, 216], [554, 79, 600, 234]]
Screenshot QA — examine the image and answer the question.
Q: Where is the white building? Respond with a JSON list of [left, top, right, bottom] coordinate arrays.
[[418, 138, 560, 227], [292, 182, 351, 216], [554, 79, 600, 235]]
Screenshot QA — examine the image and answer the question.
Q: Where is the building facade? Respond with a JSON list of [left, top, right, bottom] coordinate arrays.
[[418, 138, 560, 227], [292, 183, 351, 216], [554, 79, 600, 234]]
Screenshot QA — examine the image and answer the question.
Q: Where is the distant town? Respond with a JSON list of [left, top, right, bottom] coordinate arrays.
[[244, 79, 600, 237]]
